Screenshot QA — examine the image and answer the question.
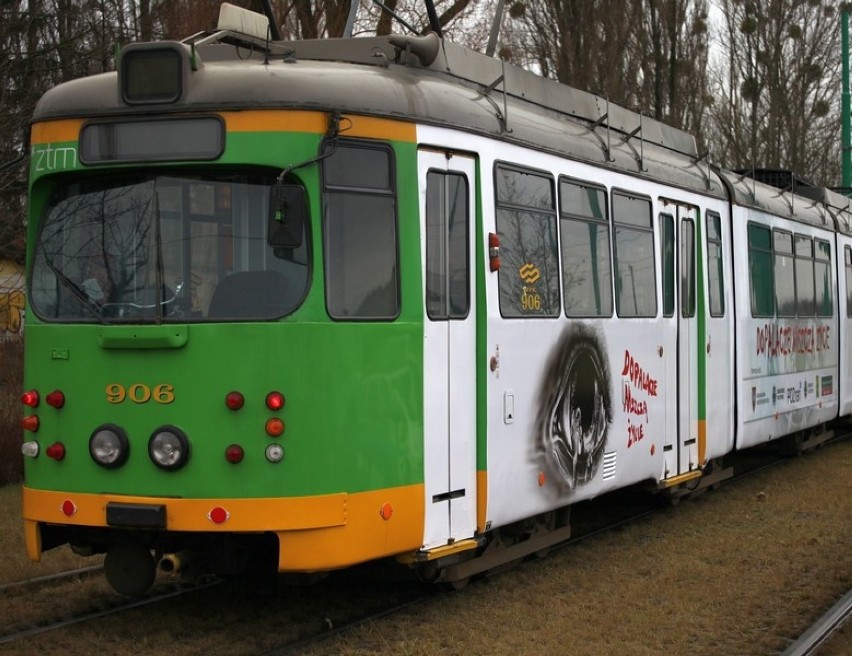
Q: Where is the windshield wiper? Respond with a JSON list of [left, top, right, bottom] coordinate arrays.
[[42, 255, 109, 324]]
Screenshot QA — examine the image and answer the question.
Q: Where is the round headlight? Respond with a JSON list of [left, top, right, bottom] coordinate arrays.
[[89, 424, 130, 468], [148, 426, 190, 471]]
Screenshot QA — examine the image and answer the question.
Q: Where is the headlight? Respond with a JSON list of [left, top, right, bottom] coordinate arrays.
[[148, 426, 190, 471], [90, 424, 130, 468]]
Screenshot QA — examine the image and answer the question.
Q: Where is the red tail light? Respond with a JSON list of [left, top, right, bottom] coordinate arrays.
[[46, 390, 66, 409], [46, 442, 66, 461], [21, 415, 39, 432], [225, 444, 244, 464], [225, 391, 244, 411], [488, 232, 501, 272], [22, 390, 39, 407], [265, 391, 285, 411]]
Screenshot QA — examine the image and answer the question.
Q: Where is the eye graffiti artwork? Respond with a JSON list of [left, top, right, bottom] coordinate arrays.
[[536, 325, 612, 491]]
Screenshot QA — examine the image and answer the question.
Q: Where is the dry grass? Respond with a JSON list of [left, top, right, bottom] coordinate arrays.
[[0, 436, 849, 655]]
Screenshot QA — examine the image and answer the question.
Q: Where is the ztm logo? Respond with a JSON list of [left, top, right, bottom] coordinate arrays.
[[519, 263, 540, 284]]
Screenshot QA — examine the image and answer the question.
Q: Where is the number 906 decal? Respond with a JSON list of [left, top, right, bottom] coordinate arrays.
[[106, 383, 175, 404]]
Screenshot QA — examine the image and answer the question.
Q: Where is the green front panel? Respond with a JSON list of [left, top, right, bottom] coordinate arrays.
[[24, 123, 426, 500]]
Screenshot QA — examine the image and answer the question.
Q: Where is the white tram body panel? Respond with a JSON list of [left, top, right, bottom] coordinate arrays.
[[414, 124, 738, 533]]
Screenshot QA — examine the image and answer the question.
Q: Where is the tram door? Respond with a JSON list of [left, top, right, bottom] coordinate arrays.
[[661, 203, 700, 477], [418, 149, 478, 550], [676, 205, 700, 474]]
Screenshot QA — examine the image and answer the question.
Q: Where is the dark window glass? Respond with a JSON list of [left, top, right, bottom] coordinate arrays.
[[495, 165, 559, 317], [774, 230, 795, 317], [815, 239, 832, 317], [748, 223, 773, 317], [80, 118, 223, 163], [612, 192, 656, 317], [794, 234, 815, 316], [846, 246, 852, 317], [426, 171, 469, 319], [681, 219, 695, 318], [559, 179, 611, 317], [122, 48, 181, 103], [323, 142, 398, 320], [660, 213, 675, 317], [706, 212, 725, 317]]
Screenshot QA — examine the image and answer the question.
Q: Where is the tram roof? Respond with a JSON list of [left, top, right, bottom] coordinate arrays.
[[33, 28, 726, 200]]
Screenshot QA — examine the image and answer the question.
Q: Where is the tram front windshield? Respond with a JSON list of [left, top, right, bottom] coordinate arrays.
[[30, 172, 309, 323]]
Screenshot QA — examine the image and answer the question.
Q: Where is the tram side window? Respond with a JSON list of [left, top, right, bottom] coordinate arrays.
[[425, 171, 469, 319], [322, 141, 399, 320], [612, 192, 656, 317], [774, 230, 795, 317], [494, 164, 560, 318], [681, 219, 696, 318], [706, 212, 725, 317], [794, 234, 815, 316], [660, 214, 675, 317], [814, 239, 832, 317], [846, 246, 852, 317], [559, 178, 612, 317], [748, 223, 774, 317]]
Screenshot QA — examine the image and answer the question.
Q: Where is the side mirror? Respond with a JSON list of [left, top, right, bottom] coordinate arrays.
[[268, 184, 306, 248]]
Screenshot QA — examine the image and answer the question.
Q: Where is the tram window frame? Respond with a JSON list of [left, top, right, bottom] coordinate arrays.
[[493, 162, 560, 319], [773, 229, 795, 318], [611, 190, 656, 318], [814, 238, 832, 317], [706, 212, 725, 317], [321, 139, 400, 321], [558, 176, 613, 318], [748, 223, 774, 318], [660, 213, 675, 318]]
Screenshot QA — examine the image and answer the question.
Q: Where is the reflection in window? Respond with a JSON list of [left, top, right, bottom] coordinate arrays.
[[612, 193, 656, 317], [495, 164, 559, 318], [774, 230, 795, 317], [815, 239, 832, 317], [706, 212, 725, 317], [845, 247, 852, 318], [30, 173, 307, 323], [681, 219, 695, 318], [660, 214, 675, 317], [323, 141, 398, 320], [559, 179, 612, 317], [748, 224, 773, 317], [794, 234, 815, 317], [426, 171, 469, 319]]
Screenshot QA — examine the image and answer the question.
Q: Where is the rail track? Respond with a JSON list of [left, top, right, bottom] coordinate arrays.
[[782, 588, 852, 656]]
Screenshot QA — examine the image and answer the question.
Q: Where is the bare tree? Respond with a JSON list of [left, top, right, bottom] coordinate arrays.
[[709, 0, 842, 186]]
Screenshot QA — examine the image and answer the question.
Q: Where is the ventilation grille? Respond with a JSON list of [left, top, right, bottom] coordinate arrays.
[[602, 451, 617, 480]]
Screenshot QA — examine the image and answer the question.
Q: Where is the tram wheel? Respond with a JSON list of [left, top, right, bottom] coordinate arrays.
[[104, 543, 156, 597]]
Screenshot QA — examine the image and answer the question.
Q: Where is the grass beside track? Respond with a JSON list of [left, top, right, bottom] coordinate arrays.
[[0, 440, 850, 656]]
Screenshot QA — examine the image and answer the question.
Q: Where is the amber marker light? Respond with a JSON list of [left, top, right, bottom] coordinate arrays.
[[46, 442, 66, 461], [21, 390, 39, 407], [265, 391, 285, 411], [45, 390, 66, 408], [265, 418, 285, 437], [21, 415, 39, 432], [225, 391, 244, 410]]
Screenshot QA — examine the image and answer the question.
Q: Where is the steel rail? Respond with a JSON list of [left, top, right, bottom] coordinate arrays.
[[781, 588, 852, 656]]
